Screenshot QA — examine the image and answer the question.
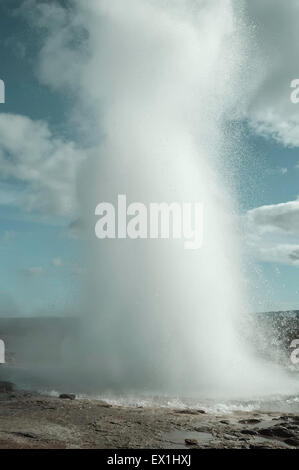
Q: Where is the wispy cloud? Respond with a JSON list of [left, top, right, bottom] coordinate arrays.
[[0, 113, 87, 217], [245, 0, 299, 148], [265, 167, 288, 176], [24, 266, 44, 276], [245, 198, 299, 266], [52, 257, 62, 267]]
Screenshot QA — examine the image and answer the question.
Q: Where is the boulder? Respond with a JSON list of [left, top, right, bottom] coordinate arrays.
[[59, 393, 76, 400]]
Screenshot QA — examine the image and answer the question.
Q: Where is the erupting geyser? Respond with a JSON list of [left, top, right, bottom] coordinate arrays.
[[74, 0, 299, 399]]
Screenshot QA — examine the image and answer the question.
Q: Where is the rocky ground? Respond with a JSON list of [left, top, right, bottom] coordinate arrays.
[[0, 382, 299, 449]]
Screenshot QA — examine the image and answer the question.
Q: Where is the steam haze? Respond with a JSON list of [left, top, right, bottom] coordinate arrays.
[[2, 0, 299, 401], [39, 0, 297, 397]]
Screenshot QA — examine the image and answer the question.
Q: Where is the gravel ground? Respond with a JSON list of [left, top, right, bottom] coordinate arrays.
[[1, 386, 299, 449]]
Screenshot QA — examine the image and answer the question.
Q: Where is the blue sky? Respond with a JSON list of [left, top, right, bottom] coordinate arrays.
[[0, 1, 81, 315], [0, 0, 299, 315]]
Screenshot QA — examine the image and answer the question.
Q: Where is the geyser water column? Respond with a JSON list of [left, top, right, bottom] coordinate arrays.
[[77, 0, 297, 397]]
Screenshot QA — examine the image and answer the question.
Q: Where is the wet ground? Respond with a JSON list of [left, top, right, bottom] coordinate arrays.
[[1, 386, 299, 449]]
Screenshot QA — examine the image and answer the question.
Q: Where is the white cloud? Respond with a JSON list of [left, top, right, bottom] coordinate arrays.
[[25, 266, 44, 276], [18, 0, 299, 151], [244, 0, 299, 147], [0, 113, 86, 216], [17, 0, 90, 105], [245, 199, 299, 266], [247, 200, 299, 234], [249, 112, 299, 148], [265, 167, 288, 176]]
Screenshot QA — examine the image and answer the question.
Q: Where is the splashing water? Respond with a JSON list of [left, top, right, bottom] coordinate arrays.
[[71, 0, 299, 400]]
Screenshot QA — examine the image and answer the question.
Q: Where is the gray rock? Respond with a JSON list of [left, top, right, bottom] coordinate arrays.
[[185, 438, 198, 446], [287, 425, 299, 430], [239, 418, 261, 424], [240, 429, 257, 435], [97, 400, 112, 408], [250, 443, 273, 449], [223, 433, 238, 440], [259, 426, 294, 438], [59, 393, 76, 400], [175, 409, 200, 415], [10, 431, 37, 439], [0, 381, 14, 392], [285, 438, 299, 447]]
